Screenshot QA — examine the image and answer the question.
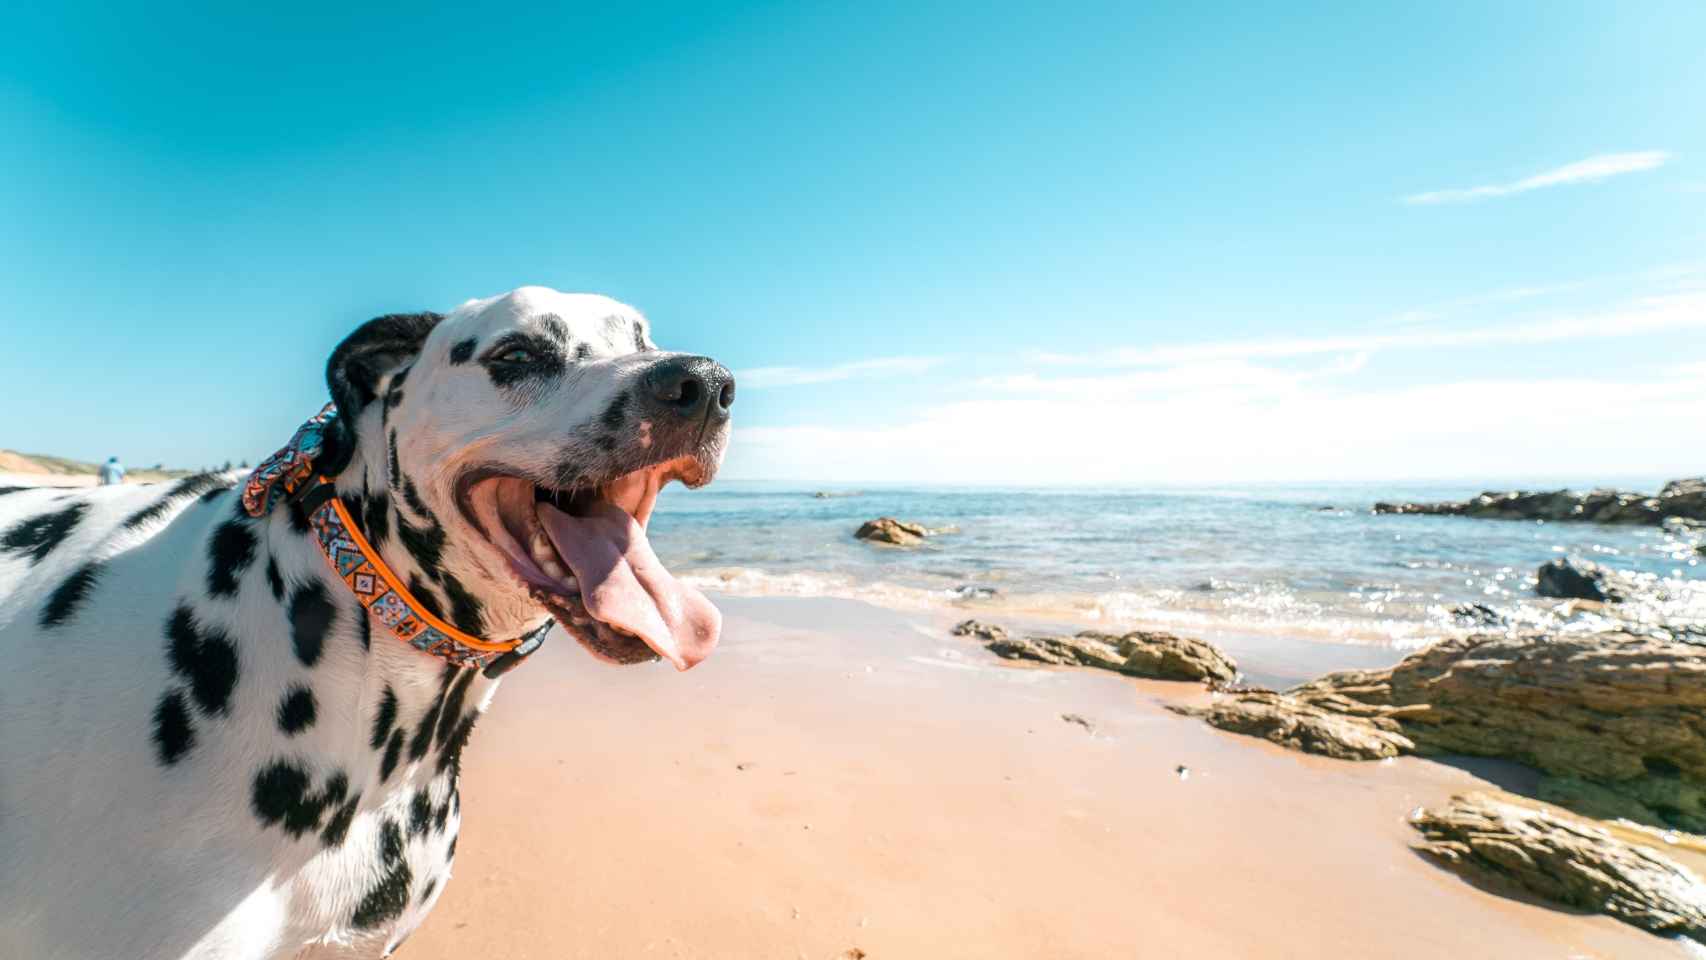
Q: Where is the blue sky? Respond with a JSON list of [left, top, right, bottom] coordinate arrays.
[[3, 2, 1703, 484]]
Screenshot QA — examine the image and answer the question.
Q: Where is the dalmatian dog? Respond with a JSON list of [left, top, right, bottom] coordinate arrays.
[[0, 287, 732, 959]]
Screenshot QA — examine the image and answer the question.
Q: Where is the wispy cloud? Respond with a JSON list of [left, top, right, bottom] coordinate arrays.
[[1031, 291, 1706, 368], [737, 355, 941, 389], [1402, 150, 1670, 205]]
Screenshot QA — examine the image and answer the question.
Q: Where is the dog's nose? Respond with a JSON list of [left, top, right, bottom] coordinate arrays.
[[642, 355, 735, 423]]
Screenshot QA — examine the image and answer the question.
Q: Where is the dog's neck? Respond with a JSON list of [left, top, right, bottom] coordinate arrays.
[[326, 405, 550, 650]]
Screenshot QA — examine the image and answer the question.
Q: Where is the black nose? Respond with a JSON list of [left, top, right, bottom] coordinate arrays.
[[642, 355, 735, 423]]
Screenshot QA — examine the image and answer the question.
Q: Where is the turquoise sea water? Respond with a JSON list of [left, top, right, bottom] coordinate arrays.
[[649, 478, 1705, 648]]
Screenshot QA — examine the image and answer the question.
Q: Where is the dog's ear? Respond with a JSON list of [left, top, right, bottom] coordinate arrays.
[[320, 312, 442, 475]]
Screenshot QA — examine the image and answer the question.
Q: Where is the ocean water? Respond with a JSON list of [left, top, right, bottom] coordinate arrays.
[[649, 479, 1706, 648]]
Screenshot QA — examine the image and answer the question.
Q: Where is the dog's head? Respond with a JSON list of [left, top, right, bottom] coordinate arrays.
[[323, 286, 731, 669]]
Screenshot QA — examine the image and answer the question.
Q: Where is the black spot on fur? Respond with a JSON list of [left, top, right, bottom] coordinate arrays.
[[435, 671, 476, 749], [123, 473, 232, 529], [381, 816, 404, 861], [289, 582, 336, 667], [575, 342, 594, 360], [448, 338, 476, 364], [433, 799, 451, 834], [447, 832, 458, 859], [387, 430, 401, 492], [437, 712, 480, 775], [206, 519, 257, 597], [355, 603, 372, 650], [396, 507, 445, 579], [380, 729, 405, 782], [340, 494, 367, 536], [601, 393, 627, 430], [166, 605, 240, 716], [596, 434, 617, 452], [634, 321, 649, 352], [384, 388, 404, 412], [200, 486, 228, 504], [265, 556, 284, 602], [537, 313, 569, 343], [40, 561, 102, 628], [364, 492, 392, 547], [409, 573, 445, 619], [251, 762, 349, 838], [352, 820, 414, 929], [370, 686, 398, 749], [321, 793, 361, 848], [441, 574, 484, 636], [409, 790, 432, 838], [400, 476, 432, 520], [482, 332, 567, 388], [250, 762, 310, 832], [152, 690, 196, 765], [408, 695, 438, 762], [419, 877, 438, 905], [277, 686, 317, 736], [2, 502, 88, 564], [0, 486, 30, 496], [288, 502, 311, 534]]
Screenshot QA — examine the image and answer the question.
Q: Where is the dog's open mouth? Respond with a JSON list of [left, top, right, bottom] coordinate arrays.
[[457, 457, 720, 670]]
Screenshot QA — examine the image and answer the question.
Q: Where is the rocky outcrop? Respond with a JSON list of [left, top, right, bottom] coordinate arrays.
[[1535, 557, 1635, 603], [1450, 602, 1507, 627], [1302, 631, 1706, 832], [1373, 478, 1706, 527], [854, 517, 929, 546], [1171, 629, 1706, 830], [1528, 558, 1704, 643], [986, 633, 1130, 671], [982, 628, 1239, 684], [1664, 478, 1706, 517], [1090, 630, 1240, 684], [1411, 792, 1706, 942], [1170, 690, 1413, 760], [950, 619, 1008, 642]]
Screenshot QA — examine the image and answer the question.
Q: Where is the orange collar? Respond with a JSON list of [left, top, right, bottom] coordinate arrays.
[[302, 479, 547, 677], [244, 403, 545, 676]]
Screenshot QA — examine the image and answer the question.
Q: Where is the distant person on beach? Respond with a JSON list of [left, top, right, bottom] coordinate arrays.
[[98, 456, 125, 485]]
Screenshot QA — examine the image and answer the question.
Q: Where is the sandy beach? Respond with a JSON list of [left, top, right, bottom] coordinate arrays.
[[405, 595, 1702, 959]]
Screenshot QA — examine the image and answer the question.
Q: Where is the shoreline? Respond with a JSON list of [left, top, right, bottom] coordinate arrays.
[[405, 594, 1699, 959]]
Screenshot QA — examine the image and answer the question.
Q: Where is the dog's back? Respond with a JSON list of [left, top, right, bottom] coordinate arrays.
[[0, 478, 452, 959], [0, 479, 262, 957]]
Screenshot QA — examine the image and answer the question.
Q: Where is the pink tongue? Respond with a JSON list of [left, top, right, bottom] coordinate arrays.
[[535, 500, 721, 670]]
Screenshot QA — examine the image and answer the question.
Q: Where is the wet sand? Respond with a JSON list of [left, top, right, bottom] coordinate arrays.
[[406, 596, 1699, 959]]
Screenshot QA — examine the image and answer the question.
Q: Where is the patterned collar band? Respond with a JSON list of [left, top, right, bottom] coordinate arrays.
[[243, 404, 547, 678]]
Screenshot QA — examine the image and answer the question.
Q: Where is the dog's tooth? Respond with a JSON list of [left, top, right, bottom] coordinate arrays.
[[540, 557, 567, 579], [529, 537, 555, 566]]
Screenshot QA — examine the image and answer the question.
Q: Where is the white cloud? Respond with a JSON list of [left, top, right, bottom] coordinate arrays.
[[1402, 150, 1670, 205], [737, 355, 940, 389], [724, 291, 1706, 485], [725, 367, 1706, 485]]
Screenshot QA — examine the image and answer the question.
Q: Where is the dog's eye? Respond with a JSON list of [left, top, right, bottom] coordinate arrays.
[[496, 348, 535, 364]]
